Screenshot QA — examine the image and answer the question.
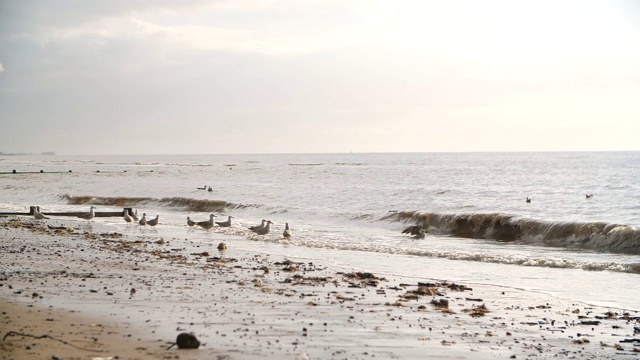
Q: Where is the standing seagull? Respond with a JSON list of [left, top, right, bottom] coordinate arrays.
[[252, 220, 273, 235], [196, 214, 217, 230], [124, 209, 133, 225], [249, 219, 267, 232], [283, 223, 292, 239], [187, 216, 195, 227], [132, 209, 140, 221], [215, 216, 234, 227], [147, 215, 159, 227], [139, 213, 147, 226], [34, 207, 49, 220], [78, 206, 96, 221]]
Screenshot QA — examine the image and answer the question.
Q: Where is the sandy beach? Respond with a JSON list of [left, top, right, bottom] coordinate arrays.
[[1, 216, 639, 359]]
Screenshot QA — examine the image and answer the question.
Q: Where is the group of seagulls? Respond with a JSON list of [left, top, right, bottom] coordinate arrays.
[[34, 205, 417, 242], [122, 208, 159, 228], [187, 214, 292, 239]]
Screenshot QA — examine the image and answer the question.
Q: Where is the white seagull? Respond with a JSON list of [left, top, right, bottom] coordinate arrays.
[[215, 216, 234, 227], [124, 209, 133, 225], [78, 206, 96, 221], [196, 214, 217, 230], [34, 207, 49, 220], [249, 219, 267, 232], [139, 213, 147, 226], [283, 223, 292, 239], [252, 220, 273, 235], [147, 215, 159, 227]]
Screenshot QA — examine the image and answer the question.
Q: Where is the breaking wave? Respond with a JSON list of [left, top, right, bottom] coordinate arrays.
[[382, 211, 640, 255], [60, 195, 259, 213]]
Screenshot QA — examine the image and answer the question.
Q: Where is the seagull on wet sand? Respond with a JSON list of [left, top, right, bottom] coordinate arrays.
[[124, 209, 133, 225], [196, 214, 217, 230], [283, 223, 292, 239], [249, 219, 267, 232], [34, 207, 49, 220], [215, 216, 234, 227], [139, 213, 147, 226], [252, 220, 273, 235], [132, 209, 139, 221], [147, 215, 159, 227], [187, 216, 195, 227], [78, 206, 96, 221], [402, 225, 426, 239]]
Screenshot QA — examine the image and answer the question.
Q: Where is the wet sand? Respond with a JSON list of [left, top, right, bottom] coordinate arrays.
[[1, 217, 639, 359]]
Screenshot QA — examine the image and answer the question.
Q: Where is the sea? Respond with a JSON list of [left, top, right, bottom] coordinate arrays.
[[1, 152, 639, 310]]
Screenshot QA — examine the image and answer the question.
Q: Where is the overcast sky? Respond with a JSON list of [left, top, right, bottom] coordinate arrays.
[[1, 0, 639, 155]]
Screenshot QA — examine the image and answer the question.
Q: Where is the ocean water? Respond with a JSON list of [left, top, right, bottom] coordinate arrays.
[[1, 152, 639, 310]]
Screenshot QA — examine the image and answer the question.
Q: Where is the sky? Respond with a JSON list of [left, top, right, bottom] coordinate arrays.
[[0, 0, 639, 155]]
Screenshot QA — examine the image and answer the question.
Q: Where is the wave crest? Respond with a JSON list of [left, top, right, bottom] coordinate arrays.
[[60, 195, 258, 212], [382, 211, 640, 255]]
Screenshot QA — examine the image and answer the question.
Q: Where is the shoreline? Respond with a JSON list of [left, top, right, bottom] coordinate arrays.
[[1, 216, 639, 359]]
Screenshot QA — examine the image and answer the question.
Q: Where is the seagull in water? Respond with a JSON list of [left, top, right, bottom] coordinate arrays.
[[252, 220, 273, 235], [139, 213, 147, 226], [196, 214, 217, 230], [586, 194, 593, 199], [283, 223, 292, 239], [402, 225, 426, 239], [526, 197, 531, 203], [249, 219, 267, 232], [147, 215, 159, 227], [215, 216, 234, 227], [78, 206, 96, 221], [34, 206, 49, 220]]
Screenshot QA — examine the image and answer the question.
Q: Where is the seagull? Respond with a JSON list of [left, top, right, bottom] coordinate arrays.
[[215, 216, 234, 227], [197, 185, 207, 190], [283, 223, 292, 239], [34, 207, 49, 220], [586, 194, 593, 199], [139, 213, 147, 226], [207, 186, 213, 192], [147, 215, 159, 227], [187, 216, 195, 227], [526, 197, 531, 203], [251, 220, 273, 235], [402, 225, 426, 239], [132, 209, 140, 221], [196, 214, 217, 230], [124, 209, 133, 225], [78, 206, 96, 221], [249, 219, 267, 232]]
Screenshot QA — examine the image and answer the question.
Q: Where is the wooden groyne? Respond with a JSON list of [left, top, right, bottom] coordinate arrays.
[[0, 170, 154, 174], [0, 206, 134, 218]]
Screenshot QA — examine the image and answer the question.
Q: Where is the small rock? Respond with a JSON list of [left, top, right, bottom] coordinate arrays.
[[176, 332, 200, 349]]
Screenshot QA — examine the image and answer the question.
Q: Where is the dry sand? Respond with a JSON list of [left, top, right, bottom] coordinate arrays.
[[1, 216, 639, 359]]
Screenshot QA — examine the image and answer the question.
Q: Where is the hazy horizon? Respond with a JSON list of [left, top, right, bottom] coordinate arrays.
[[1, 1, 639, 155]]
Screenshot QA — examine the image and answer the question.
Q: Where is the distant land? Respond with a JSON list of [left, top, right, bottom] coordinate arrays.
[[0, 151, 56, 156]]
